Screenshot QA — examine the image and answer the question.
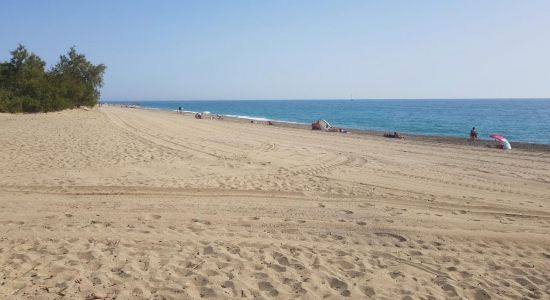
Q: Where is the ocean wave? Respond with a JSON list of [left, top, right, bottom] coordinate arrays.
[[223, 114, 307, 125], [169, 109, 307, 125]]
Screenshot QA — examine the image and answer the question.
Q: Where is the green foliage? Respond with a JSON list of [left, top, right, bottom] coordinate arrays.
[[0, 44, 106, 113]]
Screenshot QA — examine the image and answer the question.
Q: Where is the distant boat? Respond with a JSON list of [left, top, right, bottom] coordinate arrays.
[[350, 94, 354, 101]]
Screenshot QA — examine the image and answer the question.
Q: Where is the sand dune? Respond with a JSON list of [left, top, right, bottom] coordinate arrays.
[[1, 106, 549, 299]]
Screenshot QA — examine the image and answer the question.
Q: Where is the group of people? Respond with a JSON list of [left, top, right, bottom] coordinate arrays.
[[384, 131, 405, 139], [181, 105, 483, 145], [385, 127, 478, 142]]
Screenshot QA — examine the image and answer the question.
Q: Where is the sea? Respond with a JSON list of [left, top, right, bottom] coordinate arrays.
[[108, 99, 550, 145]]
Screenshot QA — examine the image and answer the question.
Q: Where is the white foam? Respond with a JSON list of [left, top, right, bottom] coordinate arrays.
[[136, 104, 308, 126], [223, 114, 307, 125], [224, 114, 271, 122]]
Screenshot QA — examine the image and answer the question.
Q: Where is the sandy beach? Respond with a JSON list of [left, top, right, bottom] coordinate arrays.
[[1, 106, 549, 299]]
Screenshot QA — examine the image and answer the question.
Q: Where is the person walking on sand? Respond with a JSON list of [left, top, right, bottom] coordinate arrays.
[[470, 127, 478, 141]]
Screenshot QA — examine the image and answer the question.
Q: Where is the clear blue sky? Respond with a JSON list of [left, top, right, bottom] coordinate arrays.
[[2, 0, 549, 100]]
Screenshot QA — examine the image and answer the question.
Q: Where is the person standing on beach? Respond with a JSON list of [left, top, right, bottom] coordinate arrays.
[[470, 127, 478, 141]]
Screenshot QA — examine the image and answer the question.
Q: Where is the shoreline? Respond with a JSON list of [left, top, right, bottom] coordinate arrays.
[[110, 103, 550, 152]]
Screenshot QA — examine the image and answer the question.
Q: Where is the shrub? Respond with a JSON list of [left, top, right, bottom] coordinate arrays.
[[0, 44, 106, 113]]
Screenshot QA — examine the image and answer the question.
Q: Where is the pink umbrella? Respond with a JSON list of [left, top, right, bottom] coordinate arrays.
[[489, 134, 505, 141], [489, 134, 511, 150]]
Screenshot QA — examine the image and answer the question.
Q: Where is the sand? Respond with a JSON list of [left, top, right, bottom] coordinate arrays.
[[1, 106, 549, 299]]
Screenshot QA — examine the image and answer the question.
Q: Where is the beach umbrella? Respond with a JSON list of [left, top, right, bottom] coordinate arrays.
[[489, 134, 511, 150]]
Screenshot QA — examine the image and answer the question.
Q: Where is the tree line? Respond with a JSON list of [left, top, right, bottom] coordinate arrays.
[[0, 45, 106, 113]]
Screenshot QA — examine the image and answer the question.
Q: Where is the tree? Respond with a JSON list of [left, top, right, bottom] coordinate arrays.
[[3, 45, 46, 97], [0, 45, 106, 113], [51, 47, 106, 108]]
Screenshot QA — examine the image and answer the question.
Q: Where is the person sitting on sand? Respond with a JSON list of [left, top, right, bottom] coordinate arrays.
[[383, 132, 404, 139], [470, 127, 478, 140]]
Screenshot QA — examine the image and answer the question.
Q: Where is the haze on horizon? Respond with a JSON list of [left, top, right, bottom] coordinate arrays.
[[1, 0, 549, 101]]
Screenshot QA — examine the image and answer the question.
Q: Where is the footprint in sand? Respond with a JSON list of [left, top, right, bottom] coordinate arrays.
[[328, 277, 351, 297], [203, 245, 214, 255], [1, 220, 25, 225], [374, 232, 407, 242], [221, 280, 234, 289], [361, 285, 376, 297], [474, 288, 491, 300], [258, 281, 279, 297], [269, 264, 286, 272], [192, 219, 211, 225], [199, 287, 216, 298]]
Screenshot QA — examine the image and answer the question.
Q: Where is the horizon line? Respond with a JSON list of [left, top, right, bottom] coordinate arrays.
[[104, 97, 550, 102]]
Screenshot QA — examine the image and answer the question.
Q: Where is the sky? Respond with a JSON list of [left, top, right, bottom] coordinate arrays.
[[1, 0, 550, 100]]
